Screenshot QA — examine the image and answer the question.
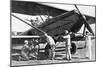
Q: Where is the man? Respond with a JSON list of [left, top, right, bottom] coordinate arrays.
[[85, 31, 92, 60], [29, 39, 39, 60], [21, 40, 31, 60], [44, 33, 56, 60], [63, 30, 72, 60]]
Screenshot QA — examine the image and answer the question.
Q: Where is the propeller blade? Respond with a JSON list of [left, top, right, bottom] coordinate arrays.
[[74, 5, 94, 35]]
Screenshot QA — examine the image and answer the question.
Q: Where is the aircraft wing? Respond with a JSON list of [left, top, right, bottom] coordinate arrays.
[[38, 10, 84, 36], [12, 1, 66, 17], [18, 10, 94, 36], [12, 1, 95, 22], [11, 1, 95, 36]]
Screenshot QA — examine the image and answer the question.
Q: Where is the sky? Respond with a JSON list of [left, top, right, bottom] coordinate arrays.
[[11, 1, 95, 33]]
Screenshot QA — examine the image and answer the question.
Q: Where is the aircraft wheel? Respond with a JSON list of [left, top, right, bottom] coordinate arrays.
[[71, 42, 77, 54], [45, 44, 51, 58]]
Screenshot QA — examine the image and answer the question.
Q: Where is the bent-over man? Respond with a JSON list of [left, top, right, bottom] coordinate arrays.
[[44, 33, 56, 60]]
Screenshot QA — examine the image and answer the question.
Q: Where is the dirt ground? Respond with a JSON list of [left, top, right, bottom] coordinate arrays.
[[11, 39, 96, 66]]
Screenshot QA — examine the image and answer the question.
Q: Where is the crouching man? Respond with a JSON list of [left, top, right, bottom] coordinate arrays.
[[44, 33, 56, 60], [21, 40, 31, 61], [63, 30, 72, 60]]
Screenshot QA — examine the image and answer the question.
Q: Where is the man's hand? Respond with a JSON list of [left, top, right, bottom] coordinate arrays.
[[44, 33, 48, 36]]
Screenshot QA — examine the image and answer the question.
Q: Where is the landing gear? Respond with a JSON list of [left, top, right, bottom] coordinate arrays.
[[71, 42, 77, 54], [44, 44, 51, 59], [44, 42, 77, 59]]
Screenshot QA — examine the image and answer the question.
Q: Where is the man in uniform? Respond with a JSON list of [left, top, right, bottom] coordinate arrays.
[[85, 31, 92, 60], [63, 30, 72, 60]]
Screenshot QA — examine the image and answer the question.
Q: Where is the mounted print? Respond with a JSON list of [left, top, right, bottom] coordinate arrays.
[[10, 0, 96, 67]]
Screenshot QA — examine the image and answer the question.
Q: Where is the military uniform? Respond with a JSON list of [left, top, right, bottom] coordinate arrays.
[[63, 34, 72, 60], [85, 34, 92, 60]]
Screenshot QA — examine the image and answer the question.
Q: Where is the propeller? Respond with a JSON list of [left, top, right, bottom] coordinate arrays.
[[74, 5, 94, 36]]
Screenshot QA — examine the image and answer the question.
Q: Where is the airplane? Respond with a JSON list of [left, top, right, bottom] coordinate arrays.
[[11, 1, 96, 55]]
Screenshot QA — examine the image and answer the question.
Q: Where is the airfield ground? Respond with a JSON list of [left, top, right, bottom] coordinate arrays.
[[11, 39, 95, 66]]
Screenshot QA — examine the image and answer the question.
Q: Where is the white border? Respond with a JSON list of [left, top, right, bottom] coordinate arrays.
[[0, 0, 98, 67]]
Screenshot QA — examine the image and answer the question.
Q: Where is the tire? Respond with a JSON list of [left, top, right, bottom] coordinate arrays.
[[71, 42, 77, 54], [45, 44, 51, 58]]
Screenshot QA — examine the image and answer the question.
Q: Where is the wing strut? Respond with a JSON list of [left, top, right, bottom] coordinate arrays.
[[83, 24, 86, 36], [12, 14, 46, 34]]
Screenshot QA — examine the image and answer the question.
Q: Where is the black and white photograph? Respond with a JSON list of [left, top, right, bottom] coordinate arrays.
[[10, 0, 96, 66]]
